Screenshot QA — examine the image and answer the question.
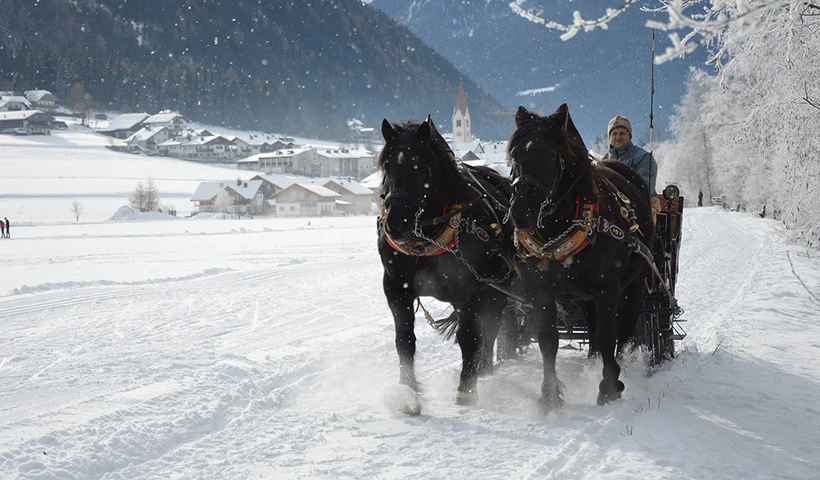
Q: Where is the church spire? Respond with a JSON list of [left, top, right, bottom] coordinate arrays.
[[455, 79, 468, 116], [452, 78, 471, 143]]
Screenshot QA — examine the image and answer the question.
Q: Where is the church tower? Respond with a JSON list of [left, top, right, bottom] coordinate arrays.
[[452, 79, 471, 143]]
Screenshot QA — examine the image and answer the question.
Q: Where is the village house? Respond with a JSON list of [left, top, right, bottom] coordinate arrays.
[[190, 182, 224, 213], [273, 183, 341, 217], [322, 179, 373, 215], [314, 148, 375, 179], [219, 179, 265, 215], [251, 147, 317, 175], [0, 95, 32, 112], [99, 113, 150, 139], [249, 174, 294, 196], [126, 125, 174, 152], [158, 135, 236, 161], [142, 111, 188, 135], [24, 90, 59, 111], [189, 179, 266, 215], [0, 110, 53, 135]]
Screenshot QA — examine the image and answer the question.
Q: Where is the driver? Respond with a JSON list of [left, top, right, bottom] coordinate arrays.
[[603, 115, 661, 221]]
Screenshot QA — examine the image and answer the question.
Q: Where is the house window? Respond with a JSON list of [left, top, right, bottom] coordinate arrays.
[[290, 206, 295, 211], [456, 120, 461, 127]]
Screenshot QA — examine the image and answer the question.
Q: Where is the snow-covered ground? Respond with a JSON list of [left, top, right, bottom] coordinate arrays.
[[1, 131, 819, 479]]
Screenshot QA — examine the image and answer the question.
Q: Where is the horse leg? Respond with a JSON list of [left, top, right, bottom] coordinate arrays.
[[594, 289, 625, 406], [580, 300, 599, 360], [536, 299, 563, 414], [476, 289, 507, 376], [384, 275, 421, 415], [453, 303, 482, 405]]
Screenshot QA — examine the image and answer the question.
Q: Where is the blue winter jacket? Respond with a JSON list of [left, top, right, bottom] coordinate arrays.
[[603, 141, 658, 195]]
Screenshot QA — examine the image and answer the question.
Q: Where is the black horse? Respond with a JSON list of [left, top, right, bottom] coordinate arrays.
[[507, 105, 654, 413], [378, 116, 516, 415]]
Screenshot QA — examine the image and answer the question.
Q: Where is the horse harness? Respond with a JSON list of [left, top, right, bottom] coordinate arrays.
[[515, 178, 680, 309], [515, 179, 648, 269], [381, 164, 516, 284]]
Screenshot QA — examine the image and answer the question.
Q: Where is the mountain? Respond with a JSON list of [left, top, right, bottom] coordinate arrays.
[[370, 0, 710, 146], [0, 0, 511, 140]]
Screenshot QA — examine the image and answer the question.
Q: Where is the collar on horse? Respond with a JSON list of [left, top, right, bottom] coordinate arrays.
[[383, 203, 463, 257], [516, 195, 599, 262]]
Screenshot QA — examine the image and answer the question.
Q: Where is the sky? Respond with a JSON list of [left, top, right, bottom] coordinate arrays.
[[1, 129, 819, 479]]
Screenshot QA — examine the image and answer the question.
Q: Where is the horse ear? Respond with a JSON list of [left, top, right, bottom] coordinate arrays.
[[426, 114, 438, 135], [416, 118, 432, 143], [381, 119, 397, 143], [515, 106, 531, 128], [549, 103, 585, 145], [548, 103, 568, 125]]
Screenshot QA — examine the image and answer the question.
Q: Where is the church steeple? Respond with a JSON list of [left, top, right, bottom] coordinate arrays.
[[452, 79, 471, 143]]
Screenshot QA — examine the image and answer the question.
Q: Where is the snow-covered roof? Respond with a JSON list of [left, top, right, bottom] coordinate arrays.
[[24, 90, 55, 102], [324, 179, 372, 196], [126, 126, 168, 143], [161, 135, 231, 147], [316, 148, 372, 159], [270, 147, 313, 156], [0, 110, 44, 121], [359, 171, 382, 191], [250, 174, 295, 190], [0, 96, 32, 109], [144, 112, 186, 124], [281, 183, 341, 198], [224, 180, 263, 200], [105, 113, 150, 131], [190, 182, 224, 201]]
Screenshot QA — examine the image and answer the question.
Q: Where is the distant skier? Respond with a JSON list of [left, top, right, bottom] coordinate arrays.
[[698, 191, 703, 207], [0, 219, 5, 238], [4, 217, 8, 238]]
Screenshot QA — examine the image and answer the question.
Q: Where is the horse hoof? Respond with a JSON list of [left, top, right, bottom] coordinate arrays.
[[399, 403, 421, 416], [538, 394, 564, 415], [596, 380, 625, 406], [455, 389, 478, 406]]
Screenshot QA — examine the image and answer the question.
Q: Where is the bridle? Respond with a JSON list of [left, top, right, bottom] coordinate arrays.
[[510, 143, 579, 229], [509, 133, 595, 263]]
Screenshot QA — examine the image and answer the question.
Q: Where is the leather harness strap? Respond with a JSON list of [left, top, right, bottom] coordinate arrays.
[[516, 196, 599, 261], [383, 204, 462, 257]]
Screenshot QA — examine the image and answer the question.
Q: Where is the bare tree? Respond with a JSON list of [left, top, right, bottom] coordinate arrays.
[[129, 177, 161, 212], [144, 177, 160, 212], [510, 1, 819, 64], [70, 200, 83, 222]]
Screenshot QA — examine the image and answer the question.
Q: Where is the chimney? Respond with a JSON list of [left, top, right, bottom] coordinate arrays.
[[243, 182, 247, 188], [237, 178, 242, 186]]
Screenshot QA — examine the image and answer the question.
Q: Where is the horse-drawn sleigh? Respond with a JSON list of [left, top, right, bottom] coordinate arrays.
[[377, 104, 685, 415]]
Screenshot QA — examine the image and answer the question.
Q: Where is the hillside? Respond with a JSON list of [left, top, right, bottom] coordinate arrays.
[[0, 0, 510, 140], [370, 0, 710, 144]]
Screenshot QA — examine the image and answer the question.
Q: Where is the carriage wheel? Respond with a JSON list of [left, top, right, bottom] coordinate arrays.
[[637, 288, 676, 365]]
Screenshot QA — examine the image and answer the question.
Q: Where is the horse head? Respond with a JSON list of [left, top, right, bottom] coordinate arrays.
[[379, 116, 464, 241], [507, 104, 597, 232]]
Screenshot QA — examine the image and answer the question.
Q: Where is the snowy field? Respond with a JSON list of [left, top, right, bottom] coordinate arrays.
[[1, 131, 819, 479]]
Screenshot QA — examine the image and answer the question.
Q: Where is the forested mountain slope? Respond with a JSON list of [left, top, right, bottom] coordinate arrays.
[[0, 0, 508, 139]]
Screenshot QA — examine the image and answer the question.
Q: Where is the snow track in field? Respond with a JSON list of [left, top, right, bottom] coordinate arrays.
[[1, 211, 819, 479]]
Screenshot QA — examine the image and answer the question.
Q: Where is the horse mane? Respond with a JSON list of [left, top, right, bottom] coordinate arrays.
[[378, 120, 467, 202], [508, 114, 601, 204]]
